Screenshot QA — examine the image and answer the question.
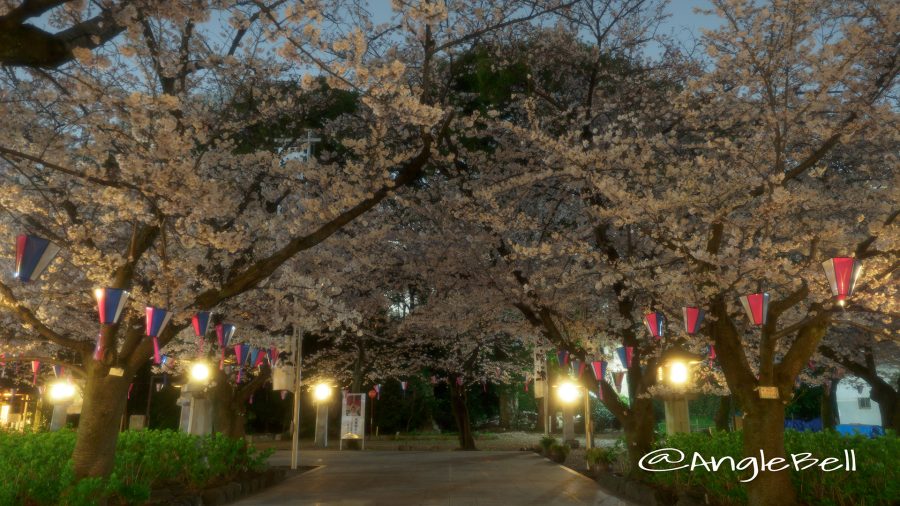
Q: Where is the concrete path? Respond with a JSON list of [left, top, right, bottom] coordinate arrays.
[[233, 450, 633, 505]]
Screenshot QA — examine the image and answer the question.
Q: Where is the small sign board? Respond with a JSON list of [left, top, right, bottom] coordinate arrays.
[[340, 393, 366, 449], [758, 386, 780, 399]]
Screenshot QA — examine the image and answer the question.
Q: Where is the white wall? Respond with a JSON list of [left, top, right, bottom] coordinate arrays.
[[835, 378, 882, 426]]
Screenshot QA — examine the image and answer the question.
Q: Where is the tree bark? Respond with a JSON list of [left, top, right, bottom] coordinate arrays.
[[715, 395, 732, 431], [449, 379, 476, 450], [821, 381, 837, 430], [71, 370, 130, 478], [743, 400, 797, 506], [622, 397, 655, 469], [499, 387, 517, 429], [870, 378, 900, 433]]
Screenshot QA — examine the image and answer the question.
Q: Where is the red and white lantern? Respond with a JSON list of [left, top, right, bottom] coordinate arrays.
[[739, 292, 770, 326], [821, 257, 862, 306], [682, 307, 705, 335], [643, 312, 665, 339]]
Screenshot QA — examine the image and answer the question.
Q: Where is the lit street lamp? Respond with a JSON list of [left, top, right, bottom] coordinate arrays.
[[47, 380, 77, 431], [656, 345, 702, 435], [189, 362, 212, 383], [313, 382, 333, 448], [555, 379, 593, 449]]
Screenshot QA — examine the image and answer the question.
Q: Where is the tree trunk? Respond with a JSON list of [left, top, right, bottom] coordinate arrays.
[[71, 371, 130, 478], [623, 397, 655, 471], [869, 379, 899, 433], [743, 400, 796, 506], [715, 395, 732, 431], [499, 387, 517, 429], [821, 381, 837, 430], [449, 379, 476, 450]]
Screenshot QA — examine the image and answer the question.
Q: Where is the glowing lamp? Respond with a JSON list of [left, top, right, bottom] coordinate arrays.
[[657, 345, 702, 388], [643, 312, 665, 339], [556, 381, 581, 404], [367, 389, 377, 399], [48, 381, 76, 402], [313, 383, 333, 402], [739, 292, 770, 326], [95, 288, 129, 324], [821, 257, 862, 306], [682, 307, 705, 335], [15, 234, 60, 282], [190, 362, 211, 383]]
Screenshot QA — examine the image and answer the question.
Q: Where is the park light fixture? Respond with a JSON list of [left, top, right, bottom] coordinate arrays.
[[313, 382, 333, 402], [48, 380, 76, 402], [657, 345, 703, 387], [556, 380, 581, 404], [190, 361, 211, 383]]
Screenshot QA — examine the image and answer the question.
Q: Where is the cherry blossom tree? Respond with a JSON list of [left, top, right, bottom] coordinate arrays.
[[0, 0, 574, 481]]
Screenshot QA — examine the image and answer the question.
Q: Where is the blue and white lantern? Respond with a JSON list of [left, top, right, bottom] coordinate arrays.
[[145, 306, 172, 337], [15, 235, 60, 282], [95, 288, 129, 324]]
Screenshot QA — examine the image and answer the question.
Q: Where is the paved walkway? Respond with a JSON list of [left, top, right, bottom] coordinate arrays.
[[233, 450, 633, 505]]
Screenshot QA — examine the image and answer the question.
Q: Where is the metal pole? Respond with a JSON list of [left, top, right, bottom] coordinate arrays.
[[290, 327, 303, 470], [583, 387, 592, 450], [543, 358, 550, 435]]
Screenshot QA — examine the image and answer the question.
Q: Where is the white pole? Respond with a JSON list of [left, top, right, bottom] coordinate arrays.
[[290, 327, 303, 470]]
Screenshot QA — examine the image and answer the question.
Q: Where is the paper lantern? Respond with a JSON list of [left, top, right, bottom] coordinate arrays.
[[708, 345, 716, 360], [612, 371, 625, 392], [234, 344, 245, 367], [31, 360, 40, 386], [822, 257, 862, 306], [591, 360, 608, 382], [251, 348, 264, 368], [53, 365, 62, 378], [127, 383, 134, 399], [643, 312, 665, 339], [739, 292, 770, 325], [216, 324, 236, 348], [682, 307, 705, 335], [145, 307, 172, 337], [374, 384, 381, 399], [556, 350, 569, 367], [192, 311, 212, 336], [616, 346, 634, 368], [95, 288, 129, 324], [401, 381, 408, 391], [267, 347, 279, 365], [15, 235, 60, 282]]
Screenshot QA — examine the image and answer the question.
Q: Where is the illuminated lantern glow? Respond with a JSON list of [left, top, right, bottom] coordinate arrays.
[[95, 288, 129, 324], [821, 257, 862, 306], [682, 307, 705, 335], [15, 235, 61, 282], [739, 293, 770, 326], [643, 312, 665, 339], [145, 307, 172, 337]]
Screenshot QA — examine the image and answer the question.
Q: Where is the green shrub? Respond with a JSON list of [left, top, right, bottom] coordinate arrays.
[[586, 440, 625, 470], [645, 430, 899, 506], [539, 435, 556, 453], [549, 442, 570, 463], [0, 429, 272, 505]]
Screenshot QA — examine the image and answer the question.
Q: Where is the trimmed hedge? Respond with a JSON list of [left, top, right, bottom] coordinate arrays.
[[0, 429, 272, 505], [645, 430, 898, 506]]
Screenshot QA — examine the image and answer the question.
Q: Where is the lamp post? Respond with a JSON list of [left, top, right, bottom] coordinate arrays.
[[556, 379, 590, 448], [313, 382, 333, 448], [47, 380, 76, 431], [657, 345, 702, 435]]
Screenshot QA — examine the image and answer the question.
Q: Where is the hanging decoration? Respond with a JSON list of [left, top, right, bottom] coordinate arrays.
[[95, 288, 129, 324], [192, 311, 212, 351], [456, 377, 464, 386], [821, 257, 862, 306], [52, 365, 63, 378], [682, 307, 705, 335], [612, 371, 625, 392], [708, 345, 717, 367], [251, 348, 264, 368], [127, 383, 134, 399], [374, 384, 381, 399], [556, 350, 569, 367], [739, 292, 770, 326], [281, 391, 288, 400], [400, 380, 408, 391], [234, 344, 246, 382], [216, 323, 236, 369], [616, 346, 633, 368], [15, 235, 61, 282], [643, 312, 665, 339], [592, 360, 608, 401], [31, 360, 40, 386], [267, 347, 279, 366], [146, 307, 172, 365]]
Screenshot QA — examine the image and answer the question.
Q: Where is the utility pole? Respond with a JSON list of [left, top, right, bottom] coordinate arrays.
[[290, 326, 303, 470]]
